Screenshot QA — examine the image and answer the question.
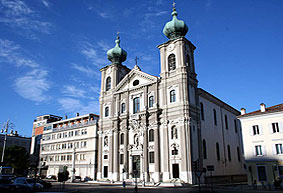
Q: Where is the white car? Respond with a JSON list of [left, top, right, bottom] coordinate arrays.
[[13, 177, 44, 191]]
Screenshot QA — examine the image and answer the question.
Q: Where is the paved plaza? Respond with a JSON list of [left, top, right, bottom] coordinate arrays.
[[41, 182, 283, 193]]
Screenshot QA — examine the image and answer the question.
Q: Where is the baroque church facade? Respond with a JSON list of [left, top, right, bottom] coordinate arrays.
[[97, 6, 246, 184]]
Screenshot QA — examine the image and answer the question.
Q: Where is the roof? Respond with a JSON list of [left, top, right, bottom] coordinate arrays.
[[238, 103, 283, 118], [198, 88, 240, 115]]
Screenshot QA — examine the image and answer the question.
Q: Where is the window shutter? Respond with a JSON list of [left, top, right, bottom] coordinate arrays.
[[269, 123, 273, 134], [272, 144, 276, 155], [250, 125, 254, 136]]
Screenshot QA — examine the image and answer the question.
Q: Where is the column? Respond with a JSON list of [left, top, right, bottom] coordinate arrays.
[[154, 126, 160, 182], [113, 129, 119, 181], [129, 153, 133, 179], [97, 132, 103, 180], [109, 130, 114, 179], [124, 127, 129, 179], [143, 125, 149, 182], [161, 123, 170, 181]]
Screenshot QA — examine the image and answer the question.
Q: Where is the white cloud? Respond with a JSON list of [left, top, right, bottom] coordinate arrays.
[[80, 42, 109, 68], [41, 0, 50, 8], [14, 69, 50, 102], [0, 39, 39, 68], [62, 85, 86, 98], [72, 63, 100, 78], [58, 98, 99, 115], [0, 0, 53, 39], [97, 40, 111, 52]]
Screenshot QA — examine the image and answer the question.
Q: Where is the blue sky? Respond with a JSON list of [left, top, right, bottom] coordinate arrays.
[[0, 0, 282, 137]]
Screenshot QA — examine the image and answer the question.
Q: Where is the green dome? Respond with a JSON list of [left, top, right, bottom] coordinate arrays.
[[163, 7, 188, 40], [107, 34, 127, 64]]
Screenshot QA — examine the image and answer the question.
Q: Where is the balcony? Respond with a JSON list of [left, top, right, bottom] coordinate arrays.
[[52, 120, 97, 132]]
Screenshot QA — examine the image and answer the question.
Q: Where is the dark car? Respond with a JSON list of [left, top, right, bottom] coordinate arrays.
[[0, 178, 31, 193], [33, 179, 52, 189]]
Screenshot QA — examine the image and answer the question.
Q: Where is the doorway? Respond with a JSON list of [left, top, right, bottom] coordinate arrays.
[[132, 155, 141, 178], [172, 164, 179, 178], [104, 166, 108, 178]]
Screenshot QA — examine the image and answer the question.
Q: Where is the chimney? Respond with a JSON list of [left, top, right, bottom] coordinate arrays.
[[241, 108, 246, 115], [65, 115, 68, 119], [260, 103, 266, 112], [76, 113, 79, 117]]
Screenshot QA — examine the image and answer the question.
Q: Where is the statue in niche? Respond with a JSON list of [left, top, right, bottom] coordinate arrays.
[[134, 134, 139, 147], [104, 136, 108, 147]]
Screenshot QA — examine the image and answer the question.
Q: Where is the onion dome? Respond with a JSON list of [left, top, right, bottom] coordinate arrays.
[[163, 4, 188, 40], [107, 33, 127, 64]]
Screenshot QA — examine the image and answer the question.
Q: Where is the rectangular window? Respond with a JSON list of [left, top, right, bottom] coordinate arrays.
[[120, 154, 124, 164], [275, 144, 283, 155], [253, 125, 260, 135], [272, 123, 280, 133], [104, 155, 108, 159], [234, 119, 238, 133], [255, 145, 263, 156], [149, 152, 154, 163]]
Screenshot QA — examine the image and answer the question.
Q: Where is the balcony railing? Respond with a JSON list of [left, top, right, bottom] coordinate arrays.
[[52, 120, 97, 132]]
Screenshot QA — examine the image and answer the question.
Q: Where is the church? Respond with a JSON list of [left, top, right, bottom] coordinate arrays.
[[97, 5, 246, 184]]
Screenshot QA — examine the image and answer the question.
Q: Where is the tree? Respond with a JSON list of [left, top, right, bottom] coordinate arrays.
[[1, 145, 29, 175]]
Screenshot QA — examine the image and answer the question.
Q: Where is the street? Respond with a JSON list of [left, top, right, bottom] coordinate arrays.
[[44, 182, 283, 193]]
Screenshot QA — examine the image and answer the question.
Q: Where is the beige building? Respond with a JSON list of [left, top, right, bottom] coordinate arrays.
[[39, 113, 99, 180], [97, 5, 246, 184], [239, 103, 283, 185]]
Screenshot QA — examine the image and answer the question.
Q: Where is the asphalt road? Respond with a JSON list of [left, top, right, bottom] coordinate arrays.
[[45, 182, 283, 193]]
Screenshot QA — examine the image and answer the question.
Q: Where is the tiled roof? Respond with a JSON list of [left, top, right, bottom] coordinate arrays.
[[239, 103, 283, 117]]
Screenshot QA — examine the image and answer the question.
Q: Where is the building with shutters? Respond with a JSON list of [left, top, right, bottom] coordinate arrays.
[[238, 103, 283, 185], [97, 4, 246, 184]]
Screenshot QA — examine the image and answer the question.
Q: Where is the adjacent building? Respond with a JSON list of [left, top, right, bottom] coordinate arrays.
[[39, 113, 99, 180], [97, 5, 246, 184], [0, 133, 31, 153], [238, 103, 283, 185]]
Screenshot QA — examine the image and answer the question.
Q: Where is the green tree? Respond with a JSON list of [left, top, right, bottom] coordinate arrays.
[[1, 145, 29, 175]]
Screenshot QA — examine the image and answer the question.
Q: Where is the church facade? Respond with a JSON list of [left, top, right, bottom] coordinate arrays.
[[97, 6, 246, 184]]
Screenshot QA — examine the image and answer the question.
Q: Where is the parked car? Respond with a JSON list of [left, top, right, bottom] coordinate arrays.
[[30, 178, 52, 189], [13, 177, 43, 191], [83, 176, 92, 182], [0, 178, 31, 193], [73, 176, 82, 182]]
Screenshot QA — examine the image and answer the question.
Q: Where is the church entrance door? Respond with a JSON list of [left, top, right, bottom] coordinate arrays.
[[132, 155, 141, 178], [172, 164, 179, 178]]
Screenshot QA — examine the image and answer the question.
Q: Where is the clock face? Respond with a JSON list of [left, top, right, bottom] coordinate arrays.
[[168, 44, 174, 52]]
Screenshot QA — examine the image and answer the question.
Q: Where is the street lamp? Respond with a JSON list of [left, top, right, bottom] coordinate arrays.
[[1, 120, 14, 165]]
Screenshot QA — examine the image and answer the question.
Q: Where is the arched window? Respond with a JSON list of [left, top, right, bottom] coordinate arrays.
[[237, 146, 241, 162], [106, 77, 111, 91], [121, 103, 126, 114], [149, 129, 154, 142], [234, 119, 238, 133], [171, 126, 178, 139], [105, 107, 109, 117], [225, 115, 228, 130], [186, 54, 190, 70], [227, 145, 231, 161], [168, 54, 176, 71], [213, 109, 217, 125], [203, 139, 207, 159], [200, 102, 204, 120], [149, 96, 154, 108], [216, 142, 220, 161], [133, 97, 140, 114], [120, 133, 124, 145], [170, 90, 176, 103]]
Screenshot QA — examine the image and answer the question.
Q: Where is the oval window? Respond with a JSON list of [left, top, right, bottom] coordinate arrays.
[[133, 80, 139, 86]]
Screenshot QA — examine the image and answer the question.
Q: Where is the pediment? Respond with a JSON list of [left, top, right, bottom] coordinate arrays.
[[115, 66, 158, 92]]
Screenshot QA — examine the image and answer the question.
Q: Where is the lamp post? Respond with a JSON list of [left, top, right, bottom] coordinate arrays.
[[1, 120, 14, 165], [71, 147, 76, 182]]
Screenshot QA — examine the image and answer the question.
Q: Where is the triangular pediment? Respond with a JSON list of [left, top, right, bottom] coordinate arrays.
[[115, 66, 158, 92]]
